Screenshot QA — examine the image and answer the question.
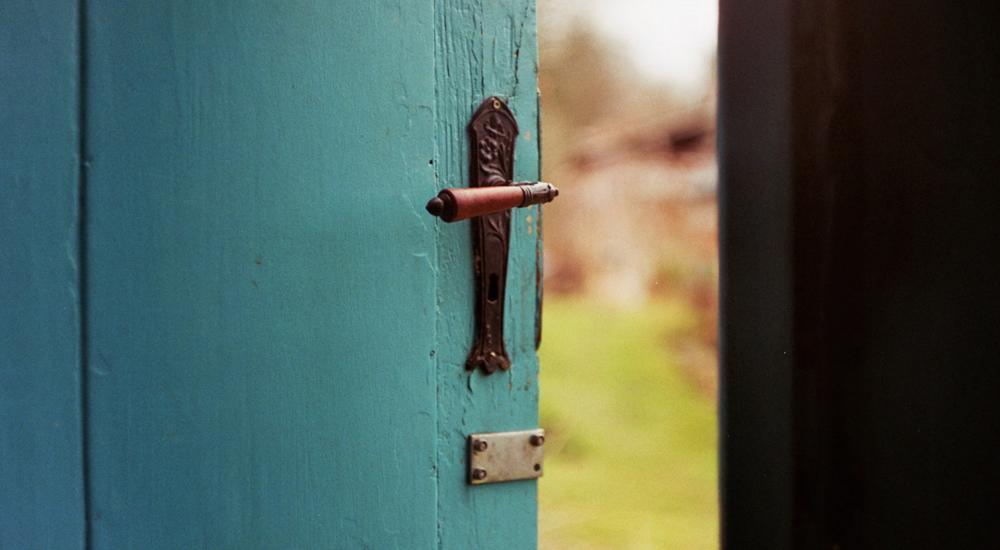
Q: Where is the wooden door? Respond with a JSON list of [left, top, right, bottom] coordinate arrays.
[[2, 1, 541, 548]]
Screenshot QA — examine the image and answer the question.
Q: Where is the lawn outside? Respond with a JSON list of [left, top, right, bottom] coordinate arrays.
[[538, 297, 718, 549]]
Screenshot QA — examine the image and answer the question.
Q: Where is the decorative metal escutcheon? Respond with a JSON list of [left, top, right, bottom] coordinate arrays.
[[425, 97, 559, 374], [466, 97, 518, 374]]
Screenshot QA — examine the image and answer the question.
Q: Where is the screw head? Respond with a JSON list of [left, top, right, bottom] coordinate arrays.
[[472, 439, 488, 452], [492, 98, 502, 110], [530, 434, 545, 447], [472, 468, 488, 481]]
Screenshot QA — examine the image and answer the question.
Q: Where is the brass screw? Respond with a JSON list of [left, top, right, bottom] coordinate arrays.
[[530, 434, 545, 447], [492, 98, 502, 110], [472, 439, 488, 452], [472, 468, 488, 481]]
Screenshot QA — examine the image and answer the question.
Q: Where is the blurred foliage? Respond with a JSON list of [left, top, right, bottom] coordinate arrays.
[[538, 298, 718, 549], [536, 3, 718, 547]]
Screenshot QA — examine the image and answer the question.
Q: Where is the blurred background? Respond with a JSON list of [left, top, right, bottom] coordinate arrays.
[[536, 0, 719, 548]]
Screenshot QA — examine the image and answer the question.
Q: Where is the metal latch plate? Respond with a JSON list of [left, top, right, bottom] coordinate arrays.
[[468, 429, 545, 485]]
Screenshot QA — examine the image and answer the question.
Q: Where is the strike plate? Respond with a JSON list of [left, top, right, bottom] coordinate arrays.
[[468, 429, 545, 485]]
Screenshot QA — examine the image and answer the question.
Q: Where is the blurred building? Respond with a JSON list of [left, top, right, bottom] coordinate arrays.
[[538, 12, 719, 392], [539, 16, 717, 308]]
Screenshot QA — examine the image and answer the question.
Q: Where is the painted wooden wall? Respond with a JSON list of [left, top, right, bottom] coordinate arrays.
[[0, 2, 86, 548], [2, 1, 539, 548]]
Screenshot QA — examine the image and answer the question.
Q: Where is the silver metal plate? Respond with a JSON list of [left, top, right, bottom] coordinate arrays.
[[468, 429, 545, 485]]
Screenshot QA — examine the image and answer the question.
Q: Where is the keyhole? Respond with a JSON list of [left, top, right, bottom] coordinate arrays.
[[487, 273, 499, 303]]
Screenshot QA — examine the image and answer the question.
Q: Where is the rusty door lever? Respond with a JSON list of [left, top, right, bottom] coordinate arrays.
[[425, 181, 559, 223], [430, 96, 555, 374]]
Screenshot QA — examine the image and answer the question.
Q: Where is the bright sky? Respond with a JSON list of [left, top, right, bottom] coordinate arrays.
[[586, 0, 718, 94]]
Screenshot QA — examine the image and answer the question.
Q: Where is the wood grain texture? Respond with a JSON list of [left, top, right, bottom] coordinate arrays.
[[0, 1, 541, 547], [0, 2, 86, 547], [433, 1, 541, 548], [83, 2, 439, 548]]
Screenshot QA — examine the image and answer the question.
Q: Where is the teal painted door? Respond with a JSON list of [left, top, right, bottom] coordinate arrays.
[[2, 1, 540, 548]]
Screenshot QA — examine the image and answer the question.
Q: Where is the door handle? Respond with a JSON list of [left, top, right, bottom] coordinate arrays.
[[425, 96, 556, 374], [425, 181, 559, 223]]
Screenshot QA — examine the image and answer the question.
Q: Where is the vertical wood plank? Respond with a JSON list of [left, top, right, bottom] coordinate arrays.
[[433, 1, 542, 548], [0, 1, 86, 547], [83, 2, 439, 548]]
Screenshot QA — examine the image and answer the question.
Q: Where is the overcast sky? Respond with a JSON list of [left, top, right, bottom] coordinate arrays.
[[588, 0, 717, 93], [542, 0, 718, 95]]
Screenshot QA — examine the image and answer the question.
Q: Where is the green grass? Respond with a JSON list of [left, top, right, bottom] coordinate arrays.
[[538, 297, 718, 549]]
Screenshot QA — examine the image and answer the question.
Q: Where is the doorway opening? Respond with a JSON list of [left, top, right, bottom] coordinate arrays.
[[537, 1, 719, 547]]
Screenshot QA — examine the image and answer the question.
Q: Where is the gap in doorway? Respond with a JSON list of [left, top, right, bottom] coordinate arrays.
[[537, 1, 719, 547]]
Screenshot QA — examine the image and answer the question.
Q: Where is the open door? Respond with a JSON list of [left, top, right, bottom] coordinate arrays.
[[2, 1, 543, 548]]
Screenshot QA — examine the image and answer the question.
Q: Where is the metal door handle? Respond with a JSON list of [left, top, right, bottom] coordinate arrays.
[[425, 181, 559, 222], [429, 96, 555, 374]]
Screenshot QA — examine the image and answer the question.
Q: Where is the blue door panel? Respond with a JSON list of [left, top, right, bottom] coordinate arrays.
[[1, 1, 540, 548], [0, 2, 86, 547], [83, 2, 438, 548]]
